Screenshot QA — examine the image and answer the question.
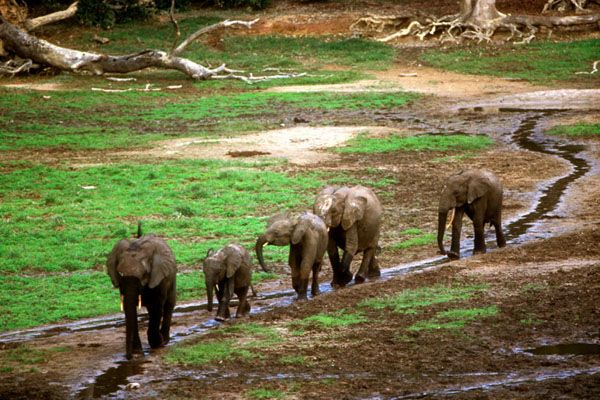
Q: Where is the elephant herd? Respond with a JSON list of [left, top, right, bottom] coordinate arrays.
[[106, 169, 506, 359]]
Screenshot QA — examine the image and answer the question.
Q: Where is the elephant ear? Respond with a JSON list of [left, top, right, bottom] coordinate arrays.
[[106, 239, 131, 288], [342, 196, 367, 230], [225, 250, 242, 279], [467, 176, 491, 204], [291, 217, 310, 245], [148, 238, 177, 289]]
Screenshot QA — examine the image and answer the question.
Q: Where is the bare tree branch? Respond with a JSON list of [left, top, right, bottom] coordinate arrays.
[[172, 18, 259, 56], [23, 1, 78, 31], [168, 0, 180, 55]]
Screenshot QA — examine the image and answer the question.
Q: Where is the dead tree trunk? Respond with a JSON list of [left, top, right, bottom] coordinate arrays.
[[352, 0, 600, 43]]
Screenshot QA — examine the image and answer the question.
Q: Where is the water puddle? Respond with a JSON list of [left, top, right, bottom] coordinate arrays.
[[524, 343, 600, 356], [0, 110, 592, 398], [75, 360, 148, 399]]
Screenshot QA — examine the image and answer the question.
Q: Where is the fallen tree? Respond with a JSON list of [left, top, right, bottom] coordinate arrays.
[[542, 0, 600, 13], [0, 1, 304, 81], [352, 0, 600, 44]]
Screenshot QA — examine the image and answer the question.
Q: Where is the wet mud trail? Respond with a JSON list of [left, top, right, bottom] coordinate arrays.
[[1, 109, 595, 399]]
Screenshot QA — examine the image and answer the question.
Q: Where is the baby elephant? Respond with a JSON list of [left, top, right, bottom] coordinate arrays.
[[255, 212, 328, 300], [203, 244, 252, 322]]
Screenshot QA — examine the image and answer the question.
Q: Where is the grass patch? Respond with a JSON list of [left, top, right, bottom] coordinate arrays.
[[421, 39, 600, 84], [391, 233, 436, 250], [2, 345, 70, 369], [167, 322, 282, 366], [0, 159, 322, 273], [339, 133, 493, 153], [247, 388, 285, 399], [359, 285, 488, 315], [294, 310, 367, 328], [546, 123, 600, 137], [280, 355, 311, 366], [144, 91, 415, 121], [408, 306, 498, 331]]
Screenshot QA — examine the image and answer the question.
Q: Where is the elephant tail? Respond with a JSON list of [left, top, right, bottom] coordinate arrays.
[[137, 221, 143, 238]]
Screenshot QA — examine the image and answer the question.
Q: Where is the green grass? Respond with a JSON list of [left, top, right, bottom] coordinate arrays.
[[280, 355, 310, 366], [2, 345, 72, 366], [167, 322, 282, 366], [546, 123, 600, 137], [0, 159, 322, 273], [359, 285, 488, 315], [294, 310, 367, 328], [421, 39, 600, 84], [144, 91, 415, 121], [247, 388, 286, 399], [408, 306, 498, 331], [338, 133, 493, 153], [391, 233, 436, 250]]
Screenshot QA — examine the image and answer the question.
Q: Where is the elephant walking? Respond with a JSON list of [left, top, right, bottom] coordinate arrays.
[[437, 169, 506, 260], [107, 234, 177, 360], [255, 212, 328, 300], [314, 185, 383, 287], [203, 244, 253, 321]]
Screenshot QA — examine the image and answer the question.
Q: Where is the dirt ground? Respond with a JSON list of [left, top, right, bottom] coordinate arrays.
[[1, 1, 600, 399]]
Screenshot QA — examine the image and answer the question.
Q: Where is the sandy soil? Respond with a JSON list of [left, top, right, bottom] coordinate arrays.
[[1, 1, 600, 399]]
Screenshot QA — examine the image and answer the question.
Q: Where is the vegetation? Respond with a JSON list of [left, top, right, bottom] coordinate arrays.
[[422, 39, 600, 84], [546, 123, 600, 137], [246, 388, 285, 399], [167, 322, 282, 365], [294, 310, 367, 328], [408, 306, 498, 331], [391, 228, 437, 250], [359, 285, 488, 314], [339, 133, 493, 153]]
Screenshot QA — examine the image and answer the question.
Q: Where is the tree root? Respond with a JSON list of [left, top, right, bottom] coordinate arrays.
[[352, 10, 600, 44]]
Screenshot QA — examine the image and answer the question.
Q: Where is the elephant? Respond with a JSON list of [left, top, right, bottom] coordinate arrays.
[[203, 244, 253, 321], [437, 169, 506, 260], [314, 185, 383, 287], [107, 233, 177, 360], [255, 212, 328, 300]]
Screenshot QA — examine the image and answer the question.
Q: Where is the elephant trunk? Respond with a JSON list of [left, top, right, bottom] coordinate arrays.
[[437, 210, 449, 255], [121, 277, 142, 360], [206, 279, 214, 312], [255, 234, 270, 272]]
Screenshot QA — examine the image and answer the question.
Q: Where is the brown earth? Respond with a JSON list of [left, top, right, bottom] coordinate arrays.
[[1, 1, 600, 399]]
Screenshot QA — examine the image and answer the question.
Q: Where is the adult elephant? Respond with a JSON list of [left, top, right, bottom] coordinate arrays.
[[314, 185, 383, 287], [203, 244, 253, 321], [255, 212, 328, 300], [437, 169, 506, 260], [107, 234, 177, 360]]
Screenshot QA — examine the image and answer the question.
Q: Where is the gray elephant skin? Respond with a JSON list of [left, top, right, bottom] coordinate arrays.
[[314, 185, 383, 286], [437, 169, 506, 260], [203, 244, 252, 321], [107, 234, 177, 360], [255, 212, 328, 300]]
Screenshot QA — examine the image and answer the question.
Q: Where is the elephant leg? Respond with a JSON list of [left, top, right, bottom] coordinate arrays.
[[146, 301, 164, 349], [160, 296, 175, 345], [493, 213, 506, 248], [327, 240, 344, 287], [216, 280, 234, 321], [368, 254, 381, 278], [290, 246, 302, 296], [472, 214, 486, 255], [235, 286, 250, 318], [448, 208, 464, 260], [311, 262, 322, 296], [355, 248, 375, 284], [337, 251, 354, 287]]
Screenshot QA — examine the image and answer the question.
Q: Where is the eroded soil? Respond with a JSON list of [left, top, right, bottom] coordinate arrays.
[[1, 1, 600, 399]]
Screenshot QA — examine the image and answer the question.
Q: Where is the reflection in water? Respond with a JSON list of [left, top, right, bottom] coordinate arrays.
[[525, 343, 600, 356], [77, 360, 147, 399]]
